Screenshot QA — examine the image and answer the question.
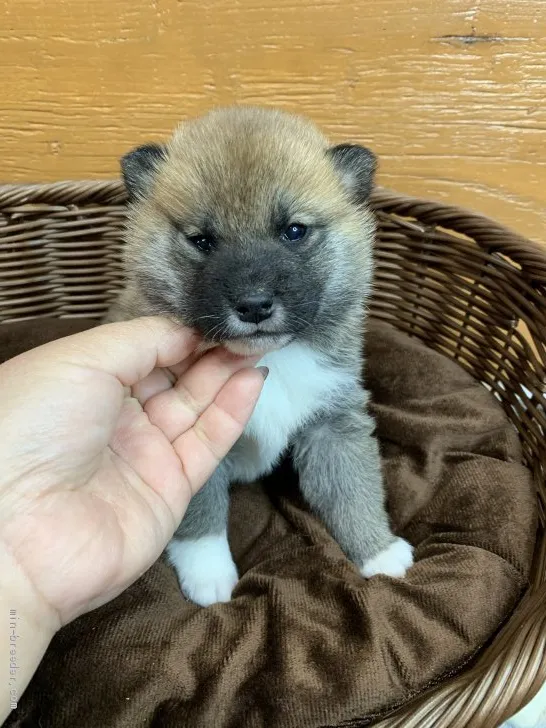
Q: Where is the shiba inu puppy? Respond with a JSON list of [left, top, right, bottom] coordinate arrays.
[[107, 106, 413, 606]]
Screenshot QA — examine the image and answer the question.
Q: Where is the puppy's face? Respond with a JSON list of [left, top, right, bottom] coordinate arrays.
[[121, 107, 376, 354]]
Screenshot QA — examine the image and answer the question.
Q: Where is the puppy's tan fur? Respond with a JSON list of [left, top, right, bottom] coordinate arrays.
[[109, 108, 373, 362]]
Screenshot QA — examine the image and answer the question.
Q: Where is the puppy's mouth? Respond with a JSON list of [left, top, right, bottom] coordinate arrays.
[[222, 331, 293, 356], [206, 312, 293, 356]]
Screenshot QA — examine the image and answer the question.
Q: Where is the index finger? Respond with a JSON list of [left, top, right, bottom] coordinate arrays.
[[30, 316, 200, 387]]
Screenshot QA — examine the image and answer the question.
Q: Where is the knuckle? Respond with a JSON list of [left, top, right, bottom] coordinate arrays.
[[173, 382, 203, 419], [192, 419, 222, 462]]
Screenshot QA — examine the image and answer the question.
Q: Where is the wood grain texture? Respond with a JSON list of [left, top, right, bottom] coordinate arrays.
[[1, 0, 545, 242]]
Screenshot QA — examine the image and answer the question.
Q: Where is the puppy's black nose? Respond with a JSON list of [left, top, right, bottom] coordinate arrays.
[[235, 293, 274, 324]]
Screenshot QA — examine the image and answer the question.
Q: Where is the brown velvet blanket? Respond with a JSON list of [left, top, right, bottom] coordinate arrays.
[[2, 318, 536, 728]]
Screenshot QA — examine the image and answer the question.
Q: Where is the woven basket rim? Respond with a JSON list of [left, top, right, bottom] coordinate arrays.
[[1, 180, 544, 269], [1, 179, 545, 727], [0, 180, 127, 206]]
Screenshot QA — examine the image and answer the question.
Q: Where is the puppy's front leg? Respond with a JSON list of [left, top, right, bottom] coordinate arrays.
[[167, 462, 237, 607], [293, 400, 413, 578]]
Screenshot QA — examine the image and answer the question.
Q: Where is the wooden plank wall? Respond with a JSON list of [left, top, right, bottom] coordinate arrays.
[[1, 0, 545, 243]]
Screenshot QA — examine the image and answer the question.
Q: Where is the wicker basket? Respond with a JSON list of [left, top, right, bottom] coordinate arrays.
[[0, 182, 545, 728]]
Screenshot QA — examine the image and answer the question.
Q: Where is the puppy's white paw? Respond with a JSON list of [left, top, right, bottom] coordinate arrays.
[[167, 533, 238, 607], [360, 537, 414, 579]]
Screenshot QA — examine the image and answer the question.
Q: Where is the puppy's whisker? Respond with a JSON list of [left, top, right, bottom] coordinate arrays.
[[202, 318, 228, 340], [208, 323, 228, 341], [194, 314, 221, 322], [289, 314, 313, 330]]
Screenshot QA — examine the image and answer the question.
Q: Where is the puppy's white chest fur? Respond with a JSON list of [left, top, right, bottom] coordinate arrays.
[[230, 342, 353, 482]]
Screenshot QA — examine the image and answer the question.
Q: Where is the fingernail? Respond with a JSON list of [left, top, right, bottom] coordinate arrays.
[[257, 366, 269, 380]]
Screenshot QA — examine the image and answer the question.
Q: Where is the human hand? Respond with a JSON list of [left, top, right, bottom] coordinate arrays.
[[0, 317, 265, 632]]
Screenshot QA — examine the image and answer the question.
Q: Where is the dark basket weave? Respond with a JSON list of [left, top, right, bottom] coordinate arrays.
[[1, 181, 545, 728]]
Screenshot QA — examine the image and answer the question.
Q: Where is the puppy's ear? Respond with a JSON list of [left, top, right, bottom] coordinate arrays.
[[120, 143, 167, 200], [328, 144, 377, 201]]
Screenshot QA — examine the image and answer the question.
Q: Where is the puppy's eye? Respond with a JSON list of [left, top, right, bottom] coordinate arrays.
[[187, 234, 215, 253], [282, 223, 307, 242]]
